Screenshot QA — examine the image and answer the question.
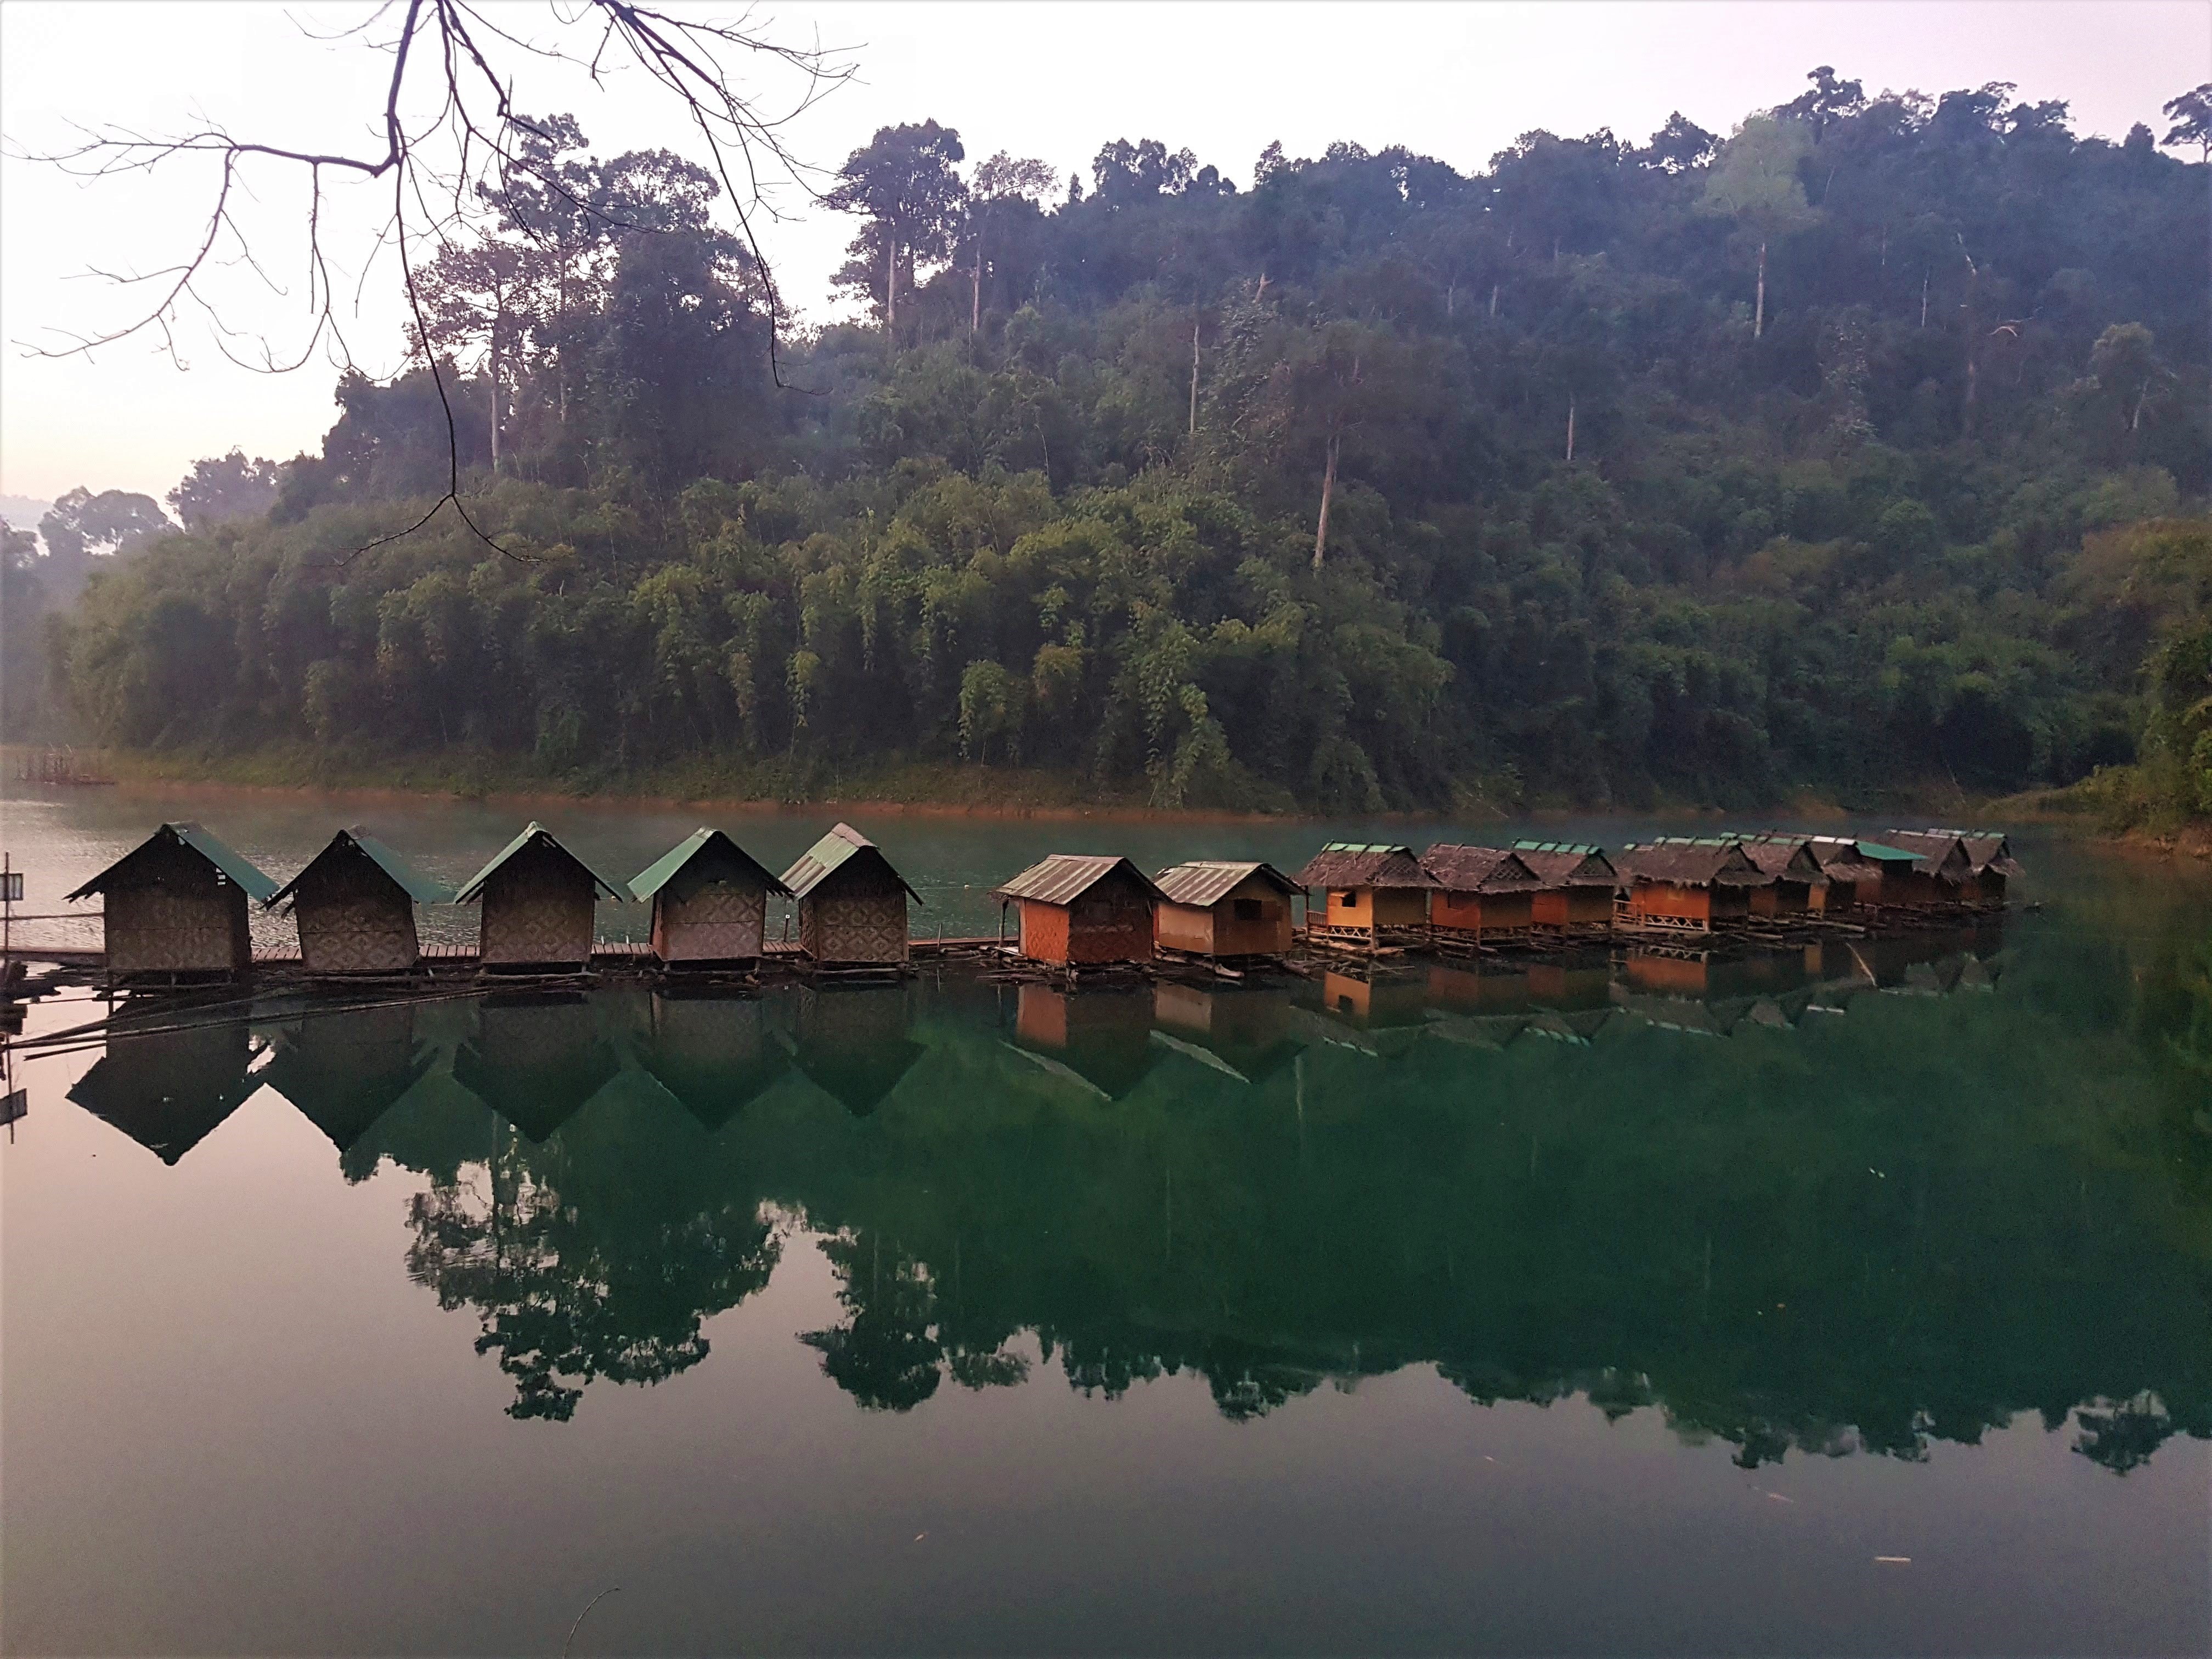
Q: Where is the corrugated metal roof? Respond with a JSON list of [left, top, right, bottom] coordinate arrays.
[[1615, 842, 1771, 886], [1153, 860, 1300, 909], [66, 822, 279, 904], [267, 826, 452, 907], [1511, 839, 1604, 856], [627, 827, 789, 901], [453, 821, 628, 905], [1290, 843, 1435, 889], [1419, 845, 1542, 892], [991, 854, 1162, 906], [781, 822, 922, 903]]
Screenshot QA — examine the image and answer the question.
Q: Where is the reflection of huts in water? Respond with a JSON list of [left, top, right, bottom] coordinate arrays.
[[1620, 948, 1809, 1002], [991, 855, 1160, 967], [1419, 966, 1530, 1048], [67, 1020, 259, 1163], [1152, 861, 1299, 961], [628, 828, 787, 968], [1008, 984, 1160, 1099], [1510, 842, 1619, 928], [258, 1001, 431, 1153], [789, 985, 924, 1114], [1149, 981, 1304, 1082], [1612, 840, 1771, 932], [65, 822, 277, 983], [1883, 829, 2022, 907], [1610, 979, 1759, 1037], [634, 988, 787, 1131], [1525, 955, 1615, 1012], [454, 823, 627, 972], [1420, 845, 1542, 938], [782, 823, 918, 970], [453, 992, 620, 1142], [1293, 843, 1435, 947], [266, 827, 449, 977]]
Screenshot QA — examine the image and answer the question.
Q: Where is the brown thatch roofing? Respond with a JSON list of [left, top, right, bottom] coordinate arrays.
[[1153, 860, 1301, 909], [1615, 842, 1771, 887], [1290, 843, 1435, 889], [1787, 836, 1887, 879], [991, 854, 1161, 906], [1418, 845, 1542, 893], [1510, 842, 1617, 886], [1886, 828, 2023, 878], [1724, 837, 1824, 882]]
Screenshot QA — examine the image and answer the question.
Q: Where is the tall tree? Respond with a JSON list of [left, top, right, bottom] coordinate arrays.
[[167, 451, 281, 531], [960, 151, 1057, 332], [1702, 115, 1814, 338], [824, 122, 968, 334]]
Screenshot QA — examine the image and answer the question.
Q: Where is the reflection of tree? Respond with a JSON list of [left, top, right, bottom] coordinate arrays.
[[404, 1114, 782, 1421], [797, 1230, 1031, 1412], [2073, 1393, 2175, 1475]]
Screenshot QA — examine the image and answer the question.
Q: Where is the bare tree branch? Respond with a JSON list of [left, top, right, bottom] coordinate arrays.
[[7, 0, 855, 556]]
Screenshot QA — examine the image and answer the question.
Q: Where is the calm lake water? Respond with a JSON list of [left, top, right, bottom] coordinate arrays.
[[3, 787, 2209, 1656]]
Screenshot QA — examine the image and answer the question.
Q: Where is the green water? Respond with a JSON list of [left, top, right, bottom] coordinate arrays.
[[2, 790, 2208, 1655]]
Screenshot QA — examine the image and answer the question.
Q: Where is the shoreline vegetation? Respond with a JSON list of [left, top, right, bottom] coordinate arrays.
[[10, 741, 2140, 840], [6, 75, 2206, 838]]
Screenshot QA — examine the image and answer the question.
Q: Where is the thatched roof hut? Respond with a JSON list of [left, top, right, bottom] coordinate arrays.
[[1884, 828, 2022, 905], [65, 822, 276, 981], [1420, 845, 1543, 936], [1509, 840, 1619, 927], [628, 828, 788, 966], [268, 827, 449, 977], [455, 822, 626, 972], [1613, 840, 1770, 931], [782, 823, 919, 968], [1292, 843, 1435, 941], [992, 854, 1161, 966]]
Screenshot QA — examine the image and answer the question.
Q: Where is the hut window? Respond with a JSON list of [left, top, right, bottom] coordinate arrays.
[[1233, 898, 1264, 921], [1331, 890, 1355, 909]]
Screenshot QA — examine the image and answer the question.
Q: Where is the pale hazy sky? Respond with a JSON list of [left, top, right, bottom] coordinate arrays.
[[1, 0, 2204, 506]]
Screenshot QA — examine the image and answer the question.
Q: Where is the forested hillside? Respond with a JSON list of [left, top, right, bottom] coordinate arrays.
[[31, 71, 2212, 812]]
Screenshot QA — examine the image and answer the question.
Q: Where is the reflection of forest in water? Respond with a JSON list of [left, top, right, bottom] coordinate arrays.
[[63, 910, 2212, 1470]]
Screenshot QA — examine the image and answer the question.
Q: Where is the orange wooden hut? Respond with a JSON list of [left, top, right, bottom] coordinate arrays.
[[1781, 836, 1892, 912], [1510, 841, 1619, 928], [1152, 860, 1299, 961], [1419, 844, 1543, 938], [1612, 840, 1771, 932], [1292, 843, 1435, 948], [1858, 834, 1974, 909], [1710, 835, 1824, 917], [992, 854, 1161, 967]]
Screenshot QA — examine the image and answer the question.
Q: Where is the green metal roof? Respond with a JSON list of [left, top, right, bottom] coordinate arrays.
[[1853, 842, 1921, 862], [452, 821, 627, 905], [267, 826, 452, 907], [1511, 839, 1602, 855], [627, 827, 788, 901], [65, 822, 278, 904], [781, 822, 922, 903]]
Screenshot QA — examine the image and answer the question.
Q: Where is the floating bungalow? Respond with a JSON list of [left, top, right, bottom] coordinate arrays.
[[1152, 860, 1300, 962], [64, 822, 278, 983], [266, 826, 450, 978], [454, 822, 625, 973], [1293, 843, 1435, 949], [1857, 834, 1973, 910], [782, 823, 918, 972], [1612, 840, 1772, 932], [1420, 845, 1543, 939], [992, 854, 1161, 967], [1884, 828, 2022, 907], [1511, 842, 1619, 928], [1684, 835, 1824, 917], [1774, 836, 1892, 912], [628, 827, 788, 968]]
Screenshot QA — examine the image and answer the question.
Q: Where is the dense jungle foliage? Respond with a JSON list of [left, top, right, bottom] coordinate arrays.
[[15, 70, 2212, 811]]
